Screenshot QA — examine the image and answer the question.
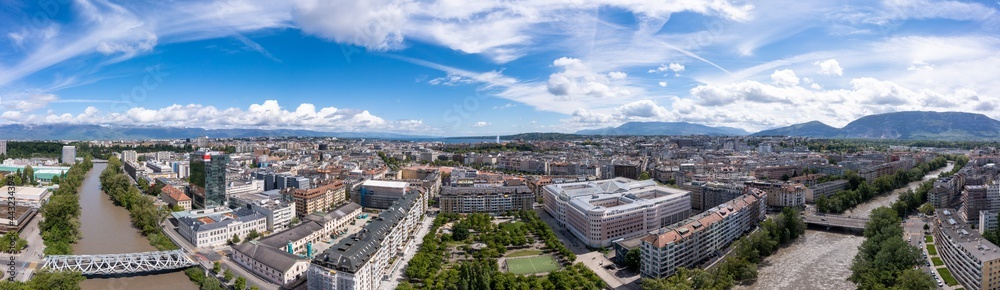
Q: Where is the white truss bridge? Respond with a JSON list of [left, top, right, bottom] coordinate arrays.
[[41, 250, 198, 275]]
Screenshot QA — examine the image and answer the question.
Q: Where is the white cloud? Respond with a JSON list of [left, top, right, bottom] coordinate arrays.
[[648, 63, 686, 75], [472, 121, 490, 127], [607, 71, 628, 80], [658, 81, 667, 87], [546, 57, 632, 99], [815, 59, 844, 76], [810, 83, 822, 90], [669, 63, 685, 72], [770, 69, 799, 87], [616, 100, 670, 118], [428, 74, 474, 86], [493, 103, 516, 110]]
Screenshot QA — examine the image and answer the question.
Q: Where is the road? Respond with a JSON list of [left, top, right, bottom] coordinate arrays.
[[379, 215, 434, 290], [11, 211, 45, 281]]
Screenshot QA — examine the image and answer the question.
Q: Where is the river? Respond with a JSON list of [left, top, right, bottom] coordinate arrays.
[[74, 162, 198, 290], [737, 162, 955, 290]]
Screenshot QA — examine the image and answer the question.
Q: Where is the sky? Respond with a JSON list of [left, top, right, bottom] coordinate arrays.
[[0, 0, 998, 137]]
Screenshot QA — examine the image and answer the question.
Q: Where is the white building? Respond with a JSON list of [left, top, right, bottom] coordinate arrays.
[[123, 150, 138, 165], [0, 140, 6, 155], [307, 191, 424, 290], [542, 177, 691, 248], [61, 146, 76, 164], [356, 180, 408, 209], [176, 207, 268, 248]]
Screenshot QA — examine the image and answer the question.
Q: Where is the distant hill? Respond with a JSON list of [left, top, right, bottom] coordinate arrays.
[[576, 122, 748, 136], [753, 111, 1000, 140], [0, 124, 433, 140], [445, 132, 585, 141]]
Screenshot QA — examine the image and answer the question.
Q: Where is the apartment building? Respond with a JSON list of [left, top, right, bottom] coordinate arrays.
[[286, 181, 346, 217], [439, 184, 533, 214], [355, 180, 408, 209], [934, 209, 1000, 290], [542, 177, 691, 248], [808, 180, 849, 202], [307, 191, 425, 290], [640, 189, 766, 278]]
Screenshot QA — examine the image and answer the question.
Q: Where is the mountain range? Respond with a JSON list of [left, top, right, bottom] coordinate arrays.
[[753, 111, 1000, 140], [576, 121, 749, 136]]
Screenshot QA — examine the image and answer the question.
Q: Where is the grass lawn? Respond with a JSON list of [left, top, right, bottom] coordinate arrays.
[[506, 255, 561, 275], [925, 235, 933, 243], [932, 257, 944, 266], [506, 250, 544, 258], [927, 244, 938, 255], [937, 268, 959, 286]]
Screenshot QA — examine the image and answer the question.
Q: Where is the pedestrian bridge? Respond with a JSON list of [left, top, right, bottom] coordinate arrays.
[[41, 249, 197, 276]]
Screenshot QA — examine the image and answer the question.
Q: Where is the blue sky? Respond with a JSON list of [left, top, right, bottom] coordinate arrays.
[[1, 0, 998, 136]]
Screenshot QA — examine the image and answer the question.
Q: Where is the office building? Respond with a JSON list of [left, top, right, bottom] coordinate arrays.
[[542, 177, 691, 248], [0, 140, 5, 155], [61, 146, 76, 164], [307, 191, 425, 290], [934, 209, 1000, 290], [122, 150, 138, 165], [640, 189, 766, 278], [176, 207, 267, 248], [356, 180, 408, 209], [439, 184, 533, 214], [190, 151, 229, 209]]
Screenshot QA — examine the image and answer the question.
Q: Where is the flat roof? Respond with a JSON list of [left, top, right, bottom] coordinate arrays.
[[936, 208, 1000, 263], [361, 180, 408, 189]]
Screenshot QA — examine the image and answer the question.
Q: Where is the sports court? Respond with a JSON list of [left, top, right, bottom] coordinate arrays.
[[505, 255, 560, 275]]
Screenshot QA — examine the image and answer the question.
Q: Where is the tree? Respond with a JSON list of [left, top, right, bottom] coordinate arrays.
[[201, 276, 225, 290], [247, 229, 260, 241], [213, 261, 221, 274], [290, 216, 300, 226], [638, 171, 651, 180], [223, 268, 234, 282], [23, 165, 34, 185], [918, 203, 935, 216], [624, 248, 641, 271], [50, 175, 60, 184], [231, 234, 241, 244], [893, 268, 936, 290], [234, 276, 247, 290], [250, 286, 259, 290], [780, 174, 790, 181], [26, 269, 85, 290], [452, 222, 470, 241]]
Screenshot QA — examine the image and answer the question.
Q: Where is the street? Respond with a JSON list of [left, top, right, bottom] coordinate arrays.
[[379, 215, 434, 290], [160, 220, 279, 290]]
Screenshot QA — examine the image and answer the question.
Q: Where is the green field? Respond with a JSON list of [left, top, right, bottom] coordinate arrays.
[[506, 250, 544, 258], [925, 235, 933, 243], [506, 255, 561, 275], [937, 268, 959, 286], [932, 257, 944, 266], [927, 244, 938, 255]]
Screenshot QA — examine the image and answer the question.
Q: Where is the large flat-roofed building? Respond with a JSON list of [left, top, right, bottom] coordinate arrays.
[[640, 189, 766, 278], [2, 186, 50, 208], [61, 146, 76, 164], [356, 180, 408, 209], [307, 191, 425, 290], [808, 179, 849, 202], [439, 184, 532, 214], [542, 177, 691, 248], [934, 209, 1000, 290]]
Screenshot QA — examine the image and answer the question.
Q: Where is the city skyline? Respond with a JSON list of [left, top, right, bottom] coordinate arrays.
[[1, 0, 998, 136]]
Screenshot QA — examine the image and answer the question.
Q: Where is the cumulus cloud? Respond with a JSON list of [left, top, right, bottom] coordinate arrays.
[[2, 100, 434, 134], [658, 81, 667, 87], [546, 57, 631, 99], [815, 59, 844, 76], [770, 69, 800, 87], [616, 100, 670, 118], [472, 121, 491, 127], [648, 63, 686, 76]]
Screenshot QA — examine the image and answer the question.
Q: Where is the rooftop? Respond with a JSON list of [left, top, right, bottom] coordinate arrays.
[[936, 209, 1000, 263], [311, 191, 420, 273], [360, 180, 408, 189]]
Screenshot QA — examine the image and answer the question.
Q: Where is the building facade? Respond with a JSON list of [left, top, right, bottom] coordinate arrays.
[[439, 184, 533, 214], [161, 184, 192, 211], [355, 180, 408, 209], [934, 209, 1000, 290], [542, 178, 691, 248], [287, 181, 346, 218], [61, 146, 76, 164], [640, 189, 766, 278], [190, 151, 229, 209], [307, 191, 425, 290], [176, 207, 268, 248]]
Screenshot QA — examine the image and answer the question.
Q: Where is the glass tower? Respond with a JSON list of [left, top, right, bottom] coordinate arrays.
[[190, 151, 229, 209]]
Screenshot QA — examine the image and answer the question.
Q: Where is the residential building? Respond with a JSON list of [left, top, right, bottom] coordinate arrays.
[[61, 146, 76, 164], [542, 177, 691, 248], [287, 181, 346, 217], [962, 185, 989, 223], [640, 189, 765, 278], [934, 209, 1000, 290], [355, 180, 408, 209], [176, 207, 267, 248], [302, 202, 363, 239], [808, 180, 849, 202], [232, 241, 311, 286], [307, 191, 425, 290], [190, 151, 229, 209], [161, 184, 192, 211], [439, 184, 533, 214], [123, 150, 138, 165], [244, 200, 295, 232]]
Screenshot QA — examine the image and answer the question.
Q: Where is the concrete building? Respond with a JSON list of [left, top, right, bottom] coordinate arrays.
[[356, 180, 408, 209], [232, 241, 312, 286], [190, 151, 229, 209], [0, 140, 5, 155], [934, 209, 1000, 290], [963, 185, 989, 223], [244, 200, 295, 232], [61, 146, 76, 164], [161, 184, 192, 211], [176, 207, 267, 248], [302, 202, 363, 240], [2, 186, 50, 208], [640, 189, 766, 278], [439, 184, 533, 214], [122, 150, 137, 165], [542, 177, 691, 248], [808, 180, 849, 202], [307, 191, 425, 290], [287, 181, 346, 218]]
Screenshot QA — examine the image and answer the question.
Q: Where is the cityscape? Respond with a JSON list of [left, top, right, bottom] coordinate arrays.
[[1, 1, 1000, 290]]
